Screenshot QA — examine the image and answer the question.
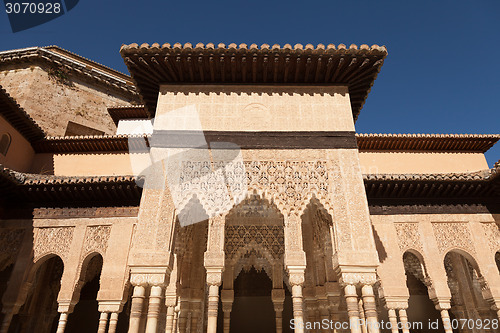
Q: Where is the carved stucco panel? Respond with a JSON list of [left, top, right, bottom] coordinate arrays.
[[34, 227, 74, 262], [394, 222, 423, 252], [0, 229, 25, 269], [431, 222, 475, 255], [82, 225, 111, 257], [178, 160, 329, 216], [481, 223, 500, 253]]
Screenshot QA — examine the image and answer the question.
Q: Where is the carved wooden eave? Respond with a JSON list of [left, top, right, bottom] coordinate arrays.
[[33, 134, 150, 153], [0, 166, 142, 206], [357, 133, 500, 153], [119, 42, 388, 121], [0, 46, 139, 99], [1, 160, 499, 210], [107, 105, 151, 125], [32, 132, 499, 154], [0, 85, 45, 143], [364, 161, 500, 200]]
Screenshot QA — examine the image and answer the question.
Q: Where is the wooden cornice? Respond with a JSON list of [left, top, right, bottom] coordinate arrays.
[[120, 42, 388, 121]]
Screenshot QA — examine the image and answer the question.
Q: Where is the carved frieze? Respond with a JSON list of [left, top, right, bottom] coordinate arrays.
[[394, 222, 423, 252], [34, 226, 74, 261], [0, 229, 25, 269], [432, 222, 475, 255], [33, 206, 139, 219], [82, 226, 111, 257], [481, 223, 500, 252], [178, 160, 329, 216]]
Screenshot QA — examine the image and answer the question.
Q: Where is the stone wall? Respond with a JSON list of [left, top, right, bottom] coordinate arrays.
[[0, 63, 138, 136]]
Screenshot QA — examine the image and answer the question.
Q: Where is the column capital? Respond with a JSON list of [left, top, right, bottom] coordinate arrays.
[[338, 268, 377, 287], [98, 300, 123, 313], [165, 295, 178, 307], [384, 296, 409, 310], [57, 300, 75, 313], [206, 268, 223, 286], [287, 266, 306, 286], [130, 266, 170, 287], [433, 298, 452, 310], [271, 289, 286, 303]]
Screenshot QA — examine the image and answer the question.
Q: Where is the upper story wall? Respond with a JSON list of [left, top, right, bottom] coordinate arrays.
[[359, 151, 489, 174], [0, 63, 136, 136], [156, 85, 354, 132], [0, 115, 34, 172]]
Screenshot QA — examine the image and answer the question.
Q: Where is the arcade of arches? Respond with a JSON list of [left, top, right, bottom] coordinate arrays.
[[0, 43, 499, 333]]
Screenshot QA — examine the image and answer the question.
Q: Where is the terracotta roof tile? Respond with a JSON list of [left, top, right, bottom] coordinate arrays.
[[357, 133, 499, 152], [120, 42, 387, 121]]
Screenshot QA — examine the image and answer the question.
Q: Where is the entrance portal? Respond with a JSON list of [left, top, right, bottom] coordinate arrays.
[[218, 267, 293, 333]]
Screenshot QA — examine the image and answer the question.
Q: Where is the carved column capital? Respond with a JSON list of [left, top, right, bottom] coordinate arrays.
[[339, 272, 377, 287], [206, 268, 223, 286], [287, 266, 306, 286], [384, 296, 409, 310], [165, 295, 177, 307], [130, 267, 170, 287], [433, 298, 452, 311]]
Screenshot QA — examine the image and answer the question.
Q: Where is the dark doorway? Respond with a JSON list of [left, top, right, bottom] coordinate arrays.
[[65, 254, 103, 333], [9, 255, 64, 333], [226, 267, 276, 333]]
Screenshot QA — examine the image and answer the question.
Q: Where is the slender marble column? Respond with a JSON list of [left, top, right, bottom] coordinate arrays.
[[358, 299, 367, 333], [97, 312, 109, 333], [0, 311, 13, 333], [387, 309, 399, 333], [129, 285, 146, 333], [272, 289, 286, 333], [439, 309, 453, 333], [145, 285, 163, 333], [190, 302, 201, 333], [172, 304, 180, 333], [177, 298, 189, 333], [222, 301, 232, 333], [344, 285, 362, 333], [398, 309, 410, 333], [361, 285, 379, 333], [207, 282, 221, 333], [108, 312, 119, 333], [221, 290, 234, 333], [56, 312, 68, 333], [165, 301, 176, 333]]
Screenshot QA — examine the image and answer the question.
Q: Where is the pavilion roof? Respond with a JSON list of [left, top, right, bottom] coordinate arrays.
[[0, 46, 139, 98], [119, 42, 388, 121]]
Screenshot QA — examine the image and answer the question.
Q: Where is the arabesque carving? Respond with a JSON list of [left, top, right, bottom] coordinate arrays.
[[0, 229, 25, 270], [178, 160, 329, 216], [34, 227, 74, 261], [395, 222, 423, 252], [82, 226, 111, 257], [481, 222, 500, 252], [432, 222, 475, 254]]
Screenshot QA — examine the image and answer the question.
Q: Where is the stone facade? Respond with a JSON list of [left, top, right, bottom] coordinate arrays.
[[0, 43, 499, 333]]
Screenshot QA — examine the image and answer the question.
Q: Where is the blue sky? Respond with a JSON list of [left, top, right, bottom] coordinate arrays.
[[1, 0, 499, 166]]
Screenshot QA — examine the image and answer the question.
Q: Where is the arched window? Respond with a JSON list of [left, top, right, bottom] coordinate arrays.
[[0, 133, 11, 156]]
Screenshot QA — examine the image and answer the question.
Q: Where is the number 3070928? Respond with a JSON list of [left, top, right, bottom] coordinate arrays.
[[5, 2, 61, 14]]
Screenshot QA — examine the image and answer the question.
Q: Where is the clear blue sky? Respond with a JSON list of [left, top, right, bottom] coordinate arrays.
[[1, 0, 499, 166]]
